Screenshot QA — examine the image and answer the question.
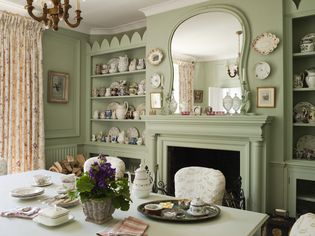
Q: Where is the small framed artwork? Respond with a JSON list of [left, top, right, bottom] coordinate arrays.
[[194, 90, 203, 103], [257, 87, 275, 108], [48, 71, 69, 103], [150, 92, 162, 109]]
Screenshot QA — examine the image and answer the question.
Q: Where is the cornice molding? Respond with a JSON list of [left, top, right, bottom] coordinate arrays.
[[89, 19, 146, 35], [139, 0, 209, 16], [0, 0, 28, 16]]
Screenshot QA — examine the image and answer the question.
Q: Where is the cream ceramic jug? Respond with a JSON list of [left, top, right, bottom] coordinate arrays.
[[116, 101, 128, 120], [132, 164, 152, 198], [118, 55, 129, 72], [305, 68, 315, 88]]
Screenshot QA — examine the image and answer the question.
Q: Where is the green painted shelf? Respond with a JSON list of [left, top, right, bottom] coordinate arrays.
[[91, 69, 146, 78], [91, 95, 146, 100]]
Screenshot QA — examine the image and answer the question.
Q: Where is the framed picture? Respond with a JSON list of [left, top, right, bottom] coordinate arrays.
[[150, 92, 162, 109], [48, 71, 69, 103], [257, 87, 275, 108], [194, 90, 203, 103]]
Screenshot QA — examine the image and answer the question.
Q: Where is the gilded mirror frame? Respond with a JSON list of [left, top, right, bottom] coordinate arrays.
[[165, 5, 251, 114]]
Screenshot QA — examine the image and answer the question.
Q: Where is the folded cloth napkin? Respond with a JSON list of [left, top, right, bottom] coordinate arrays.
[[0, 206, 41, 219], [97, 216, 149, 236]]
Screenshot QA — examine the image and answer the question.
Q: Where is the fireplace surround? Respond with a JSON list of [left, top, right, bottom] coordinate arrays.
[[145, 115, 271, 212]]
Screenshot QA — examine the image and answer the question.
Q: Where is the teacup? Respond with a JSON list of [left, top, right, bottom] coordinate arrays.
[[188, 197, 210, 216], [33, 174, 51, 185]]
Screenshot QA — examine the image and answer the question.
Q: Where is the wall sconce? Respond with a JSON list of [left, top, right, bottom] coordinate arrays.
[[227, 30, 242, 78]]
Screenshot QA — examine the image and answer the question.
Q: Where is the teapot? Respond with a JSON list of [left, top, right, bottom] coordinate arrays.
[[116, 101, 128, 120], [305, 68, 315, 88], [187, 197, 211, 216], [131, 164, 153, 198]]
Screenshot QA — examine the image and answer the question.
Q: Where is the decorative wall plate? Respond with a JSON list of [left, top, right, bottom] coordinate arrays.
[[107, 102, 119, 111], [147, 48, 164, 65], [108, 127, 120, 137], [150, 73, 162, 88], [252, 32, 280, 55], [255, 61, 271, 80], [127, 127, 139, 139]]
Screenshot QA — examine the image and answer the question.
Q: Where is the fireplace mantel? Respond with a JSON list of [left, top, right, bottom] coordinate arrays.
[[144, 115, 272, 213]]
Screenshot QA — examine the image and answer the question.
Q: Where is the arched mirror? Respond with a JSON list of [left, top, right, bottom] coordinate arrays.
[[166, 8, 250, 115]]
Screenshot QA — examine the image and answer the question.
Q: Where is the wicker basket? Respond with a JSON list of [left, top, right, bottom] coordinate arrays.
[[82, 198, 115, 224]]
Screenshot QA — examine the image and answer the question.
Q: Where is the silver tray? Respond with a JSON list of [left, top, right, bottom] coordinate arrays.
[[137, 199, 220, 223]]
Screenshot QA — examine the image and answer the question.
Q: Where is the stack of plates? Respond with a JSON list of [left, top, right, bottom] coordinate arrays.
[[10, 187, 45, 199]]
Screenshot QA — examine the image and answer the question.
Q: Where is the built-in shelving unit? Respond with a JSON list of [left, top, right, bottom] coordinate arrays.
[[286, 12, 315, 218], [85, 32, 148, 163]]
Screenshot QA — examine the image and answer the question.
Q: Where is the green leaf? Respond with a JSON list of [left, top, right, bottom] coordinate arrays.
[[76, 174, 94, 193]]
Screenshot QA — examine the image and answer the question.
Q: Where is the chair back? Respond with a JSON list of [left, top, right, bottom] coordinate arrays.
[[83, 156, 125, 179], [289, 213, 315, 236], [174, 166, 226, 205]]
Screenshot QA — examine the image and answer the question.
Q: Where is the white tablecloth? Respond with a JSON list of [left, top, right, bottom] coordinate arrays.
[[0, 170, 268, 236]]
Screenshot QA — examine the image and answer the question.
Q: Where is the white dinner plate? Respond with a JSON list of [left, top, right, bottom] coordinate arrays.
[[33, 214, 75, 227], [10, 187, 45, 198]]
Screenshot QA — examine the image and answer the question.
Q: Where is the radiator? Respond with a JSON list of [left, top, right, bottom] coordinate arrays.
[[45, 144, 78, 169]]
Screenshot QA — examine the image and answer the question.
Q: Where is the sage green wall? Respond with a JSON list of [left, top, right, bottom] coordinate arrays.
[[43, 28, 89, 147], [146, 0, 284, 213]]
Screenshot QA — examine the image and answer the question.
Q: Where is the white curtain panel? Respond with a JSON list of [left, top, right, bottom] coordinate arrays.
[[0, 11, 45, 173], [178, 61, 195, 112]]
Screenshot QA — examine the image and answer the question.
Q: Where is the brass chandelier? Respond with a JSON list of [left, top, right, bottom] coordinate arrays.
[[25, 0, 83, 31]]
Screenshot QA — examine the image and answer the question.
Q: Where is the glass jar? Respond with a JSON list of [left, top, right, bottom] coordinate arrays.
[[223, 92, 233, 114], [232, 93, 241, 114]]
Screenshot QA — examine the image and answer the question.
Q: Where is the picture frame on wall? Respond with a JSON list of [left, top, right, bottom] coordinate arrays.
[[194, 90, 203, 103], [150, 92, 162, 109], [48, 71, 69, 103], [257, 87, 275, 108]]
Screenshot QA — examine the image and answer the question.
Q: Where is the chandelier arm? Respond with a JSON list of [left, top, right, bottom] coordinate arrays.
[[64, 10, 83, 28], [26, 0, 48, 23]]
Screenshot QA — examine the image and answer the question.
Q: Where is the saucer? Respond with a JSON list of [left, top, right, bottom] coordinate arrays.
[[186, 208, 210, 217], [33, 214, 75, 227], [32, 180, 53, 187]]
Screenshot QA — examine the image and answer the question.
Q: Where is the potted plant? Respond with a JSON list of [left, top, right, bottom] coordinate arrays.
[[69, 156, 131, 224]]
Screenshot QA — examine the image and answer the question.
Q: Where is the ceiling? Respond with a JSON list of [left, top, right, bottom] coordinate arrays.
[[2, 0, 207, 34]]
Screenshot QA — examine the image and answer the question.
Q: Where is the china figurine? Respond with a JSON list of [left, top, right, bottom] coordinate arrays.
[[138, 83, 145, 95], [93, 110, 99, 119], [105, 87, 111, 97], [118, 55, 129, 72], [117, 131, 125, 144], [129, 58, 137, 71], [136, 58, 145, 70], [109, 62, 118, 73], [116, 101, 128, 120]]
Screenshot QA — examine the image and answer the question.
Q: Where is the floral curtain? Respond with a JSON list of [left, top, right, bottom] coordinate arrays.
[[178, 61, 195, 112], [0, 11, 45, 173]]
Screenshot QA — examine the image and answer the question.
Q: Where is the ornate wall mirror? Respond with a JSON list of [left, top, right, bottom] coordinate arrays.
[[164, 7, 251, 115]]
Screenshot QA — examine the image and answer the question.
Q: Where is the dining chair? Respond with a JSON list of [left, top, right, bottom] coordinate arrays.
[[289, 213, 315, 236], [174, 166, 226, 205], [83, 155, 125, 179]]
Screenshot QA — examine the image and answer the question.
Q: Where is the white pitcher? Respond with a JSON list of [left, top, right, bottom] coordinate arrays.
[[305, 68, 315, 88], [116, 101, 128, 120], [118, 55, 129, 72]]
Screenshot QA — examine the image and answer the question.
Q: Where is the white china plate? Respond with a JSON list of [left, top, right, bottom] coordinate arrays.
[[107, 58, 119, 67], [32, 181, 53, 187], [293, 102, 314, 123], [33, 214, 75, 227], [296, 135, 315, 152], [10, 187, 45, 197], [108, 127, 120, 137], [252, 32, 280, 55], [107, 102, 119, 111], [127, 127, 139, 139], [110, 81, 120, 89], [186, 208, 211, 216]]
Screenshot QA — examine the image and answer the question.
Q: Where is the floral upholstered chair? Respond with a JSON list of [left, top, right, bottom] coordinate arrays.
[[289, 213, 315, 236], [83, 155, 125, 179], [174, 166, 226, 205]]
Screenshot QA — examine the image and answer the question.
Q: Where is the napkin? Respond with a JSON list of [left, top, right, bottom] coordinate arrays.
[[0, 206, 41, 219], [97, 216, 149, 236]]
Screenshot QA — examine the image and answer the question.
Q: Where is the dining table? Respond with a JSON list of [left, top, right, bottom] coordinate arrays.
[[0, 170, 268, 236]]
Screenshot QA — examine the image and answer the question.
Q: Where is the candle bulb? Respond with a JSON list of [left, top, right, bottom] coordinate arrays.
[[77, 0, 80, 10]]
